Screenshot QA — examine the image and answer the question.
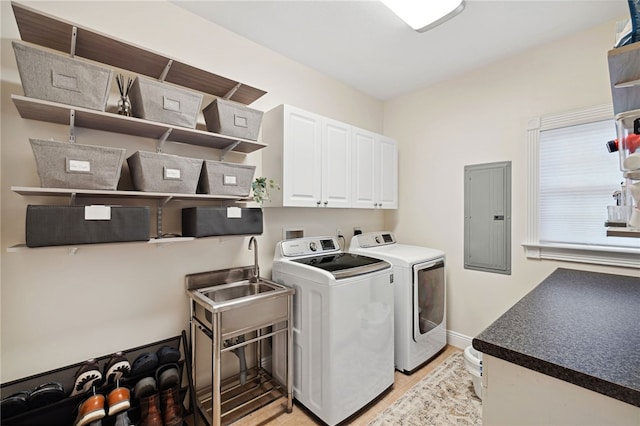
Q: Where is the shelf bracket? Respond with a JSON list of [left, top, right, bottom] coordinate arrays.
[[156, 197, 174, 239], [69, 110, 76, 144], [223, 83, 242, 100], [157, 128, 172, 153], [220, 140, 241, 162], [70, 26, 78, 57], [159, 60, 174, 82]]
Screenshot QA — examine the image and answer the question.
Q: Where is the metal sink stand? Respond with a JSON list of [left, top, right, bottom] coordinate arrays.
[[186, 267, 293, 426]]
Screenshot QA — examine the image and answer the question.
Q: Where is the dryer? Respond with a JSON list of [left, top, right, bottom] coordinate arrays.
[[350, 231, 446, 374], [272, 236, 394, 426]]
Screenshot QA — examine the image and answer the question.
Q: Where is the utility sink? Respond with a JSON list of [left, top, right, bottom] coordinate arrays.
[[202, 280, 281, 304], [186, 266, 294, 338]]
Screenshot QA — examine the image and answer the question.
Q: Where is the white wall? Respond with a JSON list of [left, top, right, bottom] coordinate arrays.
[[383, 18, 640, 340], [0, 1, 385, 382]]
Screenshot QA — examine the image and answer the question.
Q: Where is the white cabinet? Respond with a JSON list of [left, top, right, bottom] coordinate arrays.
[[263, 104, 397, 209], [352, 127, 398, 209], [263, 105, 352, 208]]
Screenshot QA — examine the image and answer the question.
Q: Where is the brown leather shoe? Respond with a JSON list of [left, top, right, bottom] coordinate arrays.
[[74, 393, 105, 426], [160, 385, 182, 426], [107, 386, 130, 416], [139, 393, 162, 426]]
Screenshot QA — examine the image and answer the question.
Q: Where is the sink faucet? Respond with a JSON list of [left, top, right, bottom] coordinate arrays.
[[248, 236, 260, 283]]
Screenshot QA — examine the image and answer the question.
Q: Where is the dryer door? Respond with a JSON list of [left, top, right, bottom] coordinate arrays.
[[412, 259, 445, 342]]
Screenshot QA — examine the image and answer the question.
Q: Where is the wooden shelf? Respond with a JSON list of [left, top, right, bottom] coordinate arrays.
[[7, 237, 198, 252], [12, 95, 267, 154], [11, 1, 266, 105], [607, 227, 640, 238], [12, 186, 253, 202]]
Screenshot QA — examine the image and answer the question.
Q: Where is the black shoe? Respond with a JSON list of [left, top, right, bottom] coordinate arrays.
[[0, 390, 30, 419], [28, 381, 65, 409], [131, 352, 158, 377], [156, 346, 180, 365], [103, 352, 131, 384], [71, 359, 103, 397]]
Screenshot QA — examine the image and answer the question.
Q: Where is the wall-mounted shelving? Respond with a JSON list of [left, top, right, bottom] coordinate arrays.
[[12, 186, 251, 202], [11, 1, 266, 105], [12, 95, 267, 154], [9, 2, 268, 250]]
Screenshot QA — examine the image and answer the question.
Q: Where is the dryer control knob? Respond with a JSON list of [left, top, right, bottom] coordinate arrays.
[[309, 241, 318, 251]]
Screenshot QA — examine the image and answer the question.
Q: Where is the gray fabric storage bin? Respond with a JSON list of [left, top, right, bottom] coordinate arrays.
[[30, 138, 125, 190], [129, 76, 203, 128], [202, 98, 264, 140], [199, 160, 256, 196], [26, 205, 150, 247], [127, 151, 203, 193], [12, 41, 113, 111], [182, 207, 263, 237]]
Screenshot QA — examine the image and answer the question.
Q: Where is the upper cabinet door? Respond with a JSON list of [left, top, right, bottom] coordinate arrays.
[[282, 107, 323, 207], [352, 128, 398, 209], [352, 128, 377, 209], [378, 135, 398, 209], [322, 118, 352, 208]]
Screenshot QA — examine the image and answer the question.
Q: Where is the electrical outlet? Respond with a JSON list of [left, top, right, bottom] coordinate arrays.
[[336, 228, 343, 237]]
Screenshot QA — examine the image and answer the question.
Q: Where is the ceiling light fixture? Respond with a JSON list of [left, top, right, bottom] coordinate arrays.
[[380, 0, 466, 33]]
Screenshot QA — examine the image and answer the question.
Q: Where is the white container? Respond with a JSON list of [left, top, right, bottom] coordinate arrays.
[[463, 345, 483, 400]]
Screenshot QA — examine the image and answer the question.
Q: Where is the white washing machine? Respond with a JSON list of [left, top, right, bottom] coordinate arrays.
[[272, 236, 394, 426], [350, 231, 446, 374]]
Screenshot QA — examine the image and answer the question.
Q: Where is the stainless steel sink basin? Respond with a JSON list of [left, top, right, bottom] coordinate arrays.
[[186, 266, 294, 337], [198, 280, 283, 304]]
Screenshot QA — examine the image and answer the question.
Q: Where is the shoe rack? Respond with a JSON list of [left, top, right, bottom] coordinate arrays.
[[0, 334, 193, 426]]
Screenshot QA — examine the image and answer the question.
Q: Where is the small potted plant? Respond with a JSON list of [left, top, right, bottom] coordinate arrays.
[[251, 177, 280, 207]]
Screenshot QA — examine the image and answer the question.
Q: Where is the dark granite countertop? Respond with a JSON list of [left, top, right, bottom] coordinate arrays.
[[473, 268, 640, 407]]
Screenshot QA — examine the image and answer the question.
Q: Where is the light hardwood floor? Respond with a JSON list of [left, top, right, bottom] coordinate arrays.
[[224, 345, 461, 426]]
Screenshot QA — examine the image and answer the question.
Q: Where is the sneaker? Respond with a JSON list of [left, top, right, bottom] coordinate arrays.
[[71, 360, 102, 397], [74, 393, 105, 426], [103, 352, 131, 384]]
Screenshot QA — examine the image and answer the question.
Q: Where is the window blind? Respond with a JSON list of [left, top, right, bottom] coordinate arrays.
[[538, 119, 637, 248]]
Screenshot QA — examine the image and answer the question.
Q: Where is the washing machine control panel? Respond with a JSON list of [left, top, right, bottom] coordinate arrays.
[[352, 232, 396, 248], [280, 236, 340, 257]]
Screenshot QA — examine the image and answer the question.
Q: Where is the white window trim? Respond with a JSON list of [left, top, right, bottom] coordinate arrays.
[[523, 104, 640, 269]]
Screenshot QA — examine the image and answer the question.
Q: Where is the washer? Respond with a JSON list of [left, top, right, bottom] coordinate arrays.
[[350, 231, 446, 374], [272, 236, 394, 426]]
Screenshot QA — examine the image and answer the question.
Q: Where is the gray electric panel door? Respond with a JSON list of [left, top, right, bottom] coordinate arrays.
[[464, 161, 511, 275]]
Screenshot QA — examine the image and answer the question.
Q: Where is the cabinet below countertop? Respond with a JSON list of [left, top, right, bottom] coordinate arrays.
[[473, 268, 640, 415]]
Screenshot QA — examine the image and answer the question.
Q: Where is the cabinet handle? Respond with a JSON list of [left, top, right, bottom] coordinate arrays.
[[316, 200, 321, 206], [323, 201, 328, 206]]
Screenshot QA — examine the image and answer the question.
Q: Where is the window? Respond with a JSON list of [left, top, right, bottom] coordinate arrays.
[[524, 104, 640, 268]]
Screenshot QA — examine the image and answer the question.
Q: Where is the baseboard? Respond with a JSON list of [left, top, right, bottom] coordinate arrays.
[[447, 330, 472, 349]]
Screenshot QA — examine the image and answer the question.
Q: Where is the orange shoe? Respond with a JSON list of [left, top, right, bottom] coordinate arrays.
[[74, 393, 105, 426], [107, 386, 130, 416]]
